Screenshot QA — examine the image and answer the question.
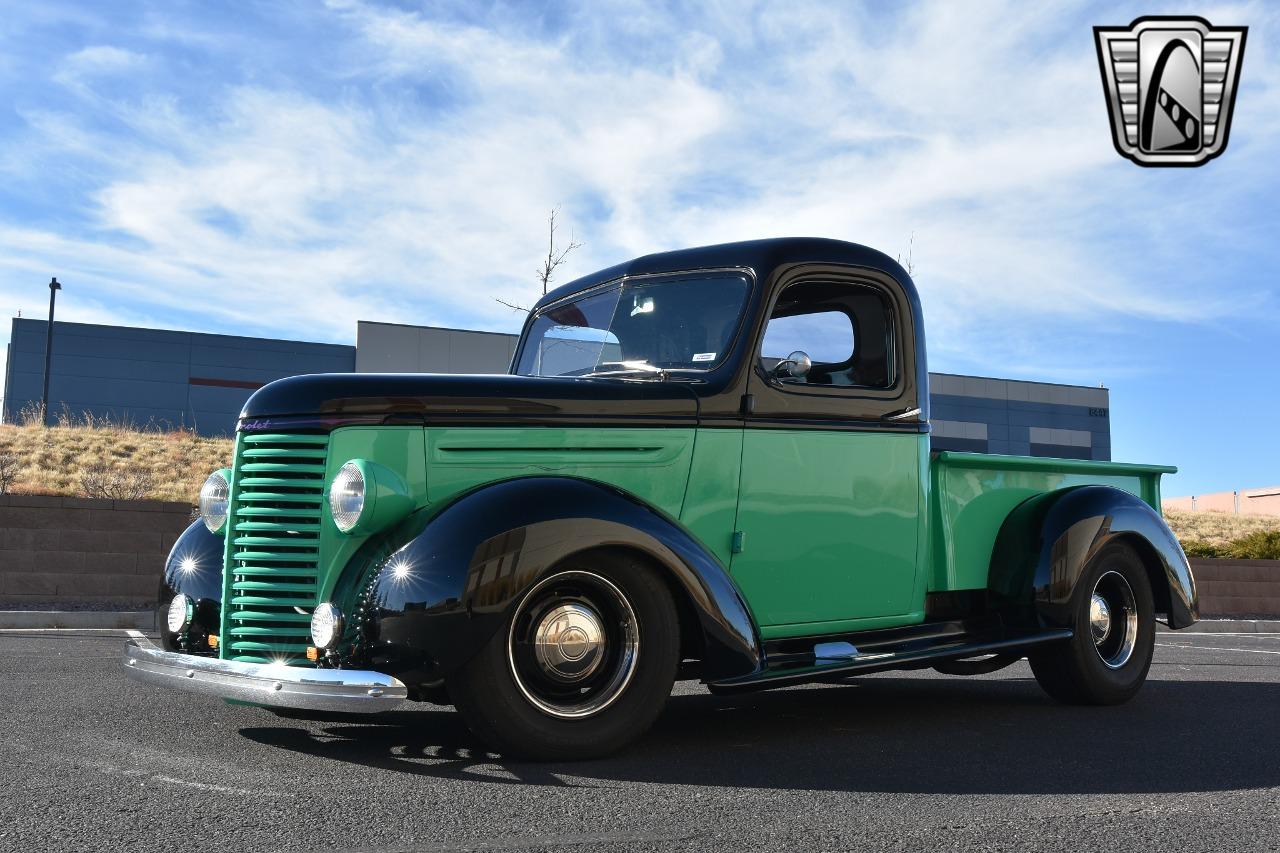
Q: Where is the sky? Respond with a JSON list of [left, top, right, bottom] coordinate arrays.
[[0, 0, 1276, 497]]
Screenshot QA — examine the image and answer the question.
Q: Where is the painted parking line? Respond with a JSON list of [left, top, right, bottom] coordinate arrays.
[[0, 627, 140, 633], [1158, 642, 1280, 656]]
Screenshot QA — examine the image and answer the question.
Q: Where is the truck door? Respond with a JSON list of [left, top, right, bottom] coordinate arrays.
[[731, 269, 927, 634]]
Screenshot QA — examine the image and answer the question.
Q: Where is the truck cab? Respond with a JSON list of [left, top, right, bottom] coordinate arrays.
[[126, 237, 1197, 760]]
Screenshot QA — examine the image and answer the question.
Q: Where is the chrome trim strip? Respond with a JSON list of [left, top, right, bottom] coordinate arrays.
[[122, 637, 407, 713]]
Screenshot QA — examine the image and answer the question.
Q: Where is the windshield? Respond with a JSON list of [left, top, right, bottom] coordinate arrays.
[[514, 273, 751, 378]]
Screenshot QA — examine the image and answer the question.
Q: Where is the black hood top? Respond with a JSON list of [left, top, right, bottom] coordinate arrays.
[[239, 372, 700, 429]]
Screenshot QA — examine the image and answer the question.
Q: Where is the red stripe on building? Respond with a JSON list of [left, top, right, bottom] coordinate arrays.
[[189, 377, 265, 390]]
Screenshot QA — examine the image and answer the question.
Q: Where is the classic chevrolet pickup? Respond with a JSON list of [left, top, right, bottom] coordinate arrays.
[[124, 237, 1196, 759]]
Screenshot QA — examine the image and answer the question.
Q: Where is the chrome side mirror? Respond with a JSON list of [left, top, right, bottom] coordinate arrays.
[[773, 350, 812, 381]]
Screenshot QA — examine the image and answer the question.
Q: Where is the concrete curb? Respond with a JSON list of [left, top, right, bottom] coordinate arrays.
[[0, 610, 155, 630], [1160, 619, 1280, 634]]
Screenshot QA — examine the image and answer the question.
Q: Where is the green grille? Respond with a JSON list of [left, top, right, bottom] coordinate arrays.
[[221, 432, 330, 665]]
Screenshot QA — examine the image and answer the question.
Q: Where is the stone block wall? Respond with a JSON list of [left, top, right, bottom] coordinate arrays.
[[0, 495, 191, 606], [1192, 558, 1280, 618]]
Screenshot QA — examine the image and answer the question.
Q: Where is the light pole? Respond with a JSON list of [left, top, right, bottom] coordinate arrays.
[[41, 277, 61, 427]]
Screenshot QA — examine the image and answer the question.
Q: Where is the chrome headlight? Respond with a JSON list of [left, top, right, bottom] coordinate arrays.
[[327, 459, 413, 536], [198, 469, 231, 534], [329, 462, 366, 533], [167, 593, 192, 634], [310, 603, 343, 650]]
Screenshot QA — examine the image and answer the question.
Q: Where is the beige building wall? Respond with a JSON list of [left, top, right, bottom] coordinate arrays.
[[1165, 488, 1280, 517], [356, 322, 518, 375]]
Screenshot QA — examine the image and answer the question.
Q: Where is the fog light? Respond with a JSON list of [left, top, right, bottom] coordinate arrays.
[[167, 594, 192, 634], [310, 603, 343, 650]]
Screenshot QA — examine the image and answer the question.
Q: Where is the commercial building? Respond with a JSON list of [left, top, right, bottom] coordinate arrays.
[[3, 316, 1111, 460], [1, 318, 353, 434]]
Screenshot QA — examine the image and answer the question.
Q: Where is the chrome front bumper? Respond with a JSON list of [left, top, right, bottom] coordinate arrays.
[[122, 638, 408, 713]]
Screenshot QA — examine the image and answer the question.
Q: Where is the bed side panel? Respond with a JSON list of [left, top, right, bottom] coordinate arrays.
[[930, 452, 1172, 592]]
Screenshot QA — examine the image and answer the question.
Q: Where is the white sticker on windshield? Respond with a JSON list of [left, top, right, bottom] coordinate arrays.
[[691, 352, 717, 362]]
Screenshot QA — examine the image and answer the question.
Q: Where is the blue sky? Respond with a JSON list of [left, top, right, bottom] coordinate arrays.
[[0, 0, 1276, 496]]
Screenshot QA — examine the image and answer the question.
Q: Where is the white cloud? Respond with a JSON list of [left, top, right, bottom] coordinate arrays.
[[54, 44, 147, 84], [0, 0, 1275, 389]]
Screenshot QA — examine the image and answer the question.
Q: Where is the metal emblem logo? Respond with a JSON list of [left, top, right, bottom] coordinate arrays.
[[1094, 16, 1247, 166]]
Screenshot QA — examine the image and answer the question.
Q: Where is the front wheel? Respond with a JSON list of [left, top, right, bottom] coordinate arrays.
[[448, 551, 680, 760], [1029, 542, 1156, 705]]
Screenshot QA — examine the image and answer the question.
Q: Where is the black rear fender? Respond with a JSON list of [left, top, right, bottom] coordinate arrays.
[[989, 485, 1197, 631]]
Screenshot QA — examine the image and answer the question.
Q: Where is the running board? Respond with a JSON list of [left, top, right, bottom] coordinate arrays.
[[708, 629, 1072, 694]]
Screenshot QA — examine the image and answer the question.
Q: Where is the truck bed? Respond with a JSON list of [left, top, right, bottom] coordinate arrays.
[[929, 451, 1176, 593]]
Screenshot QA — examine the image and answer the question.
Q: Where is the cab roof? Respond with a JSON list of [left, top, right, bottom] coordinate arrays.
[[534, 237, 919, 313]]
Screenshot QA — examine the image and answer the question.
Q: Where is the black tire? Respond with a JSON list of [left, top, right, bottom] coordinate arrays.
[[1029, 542, 1156, 705], [448, 550, 680, 760]]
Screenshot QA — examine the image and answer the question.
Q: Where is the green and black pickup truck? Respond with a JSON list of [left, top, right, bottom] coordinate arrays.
[[125, 237, 1196, 759]]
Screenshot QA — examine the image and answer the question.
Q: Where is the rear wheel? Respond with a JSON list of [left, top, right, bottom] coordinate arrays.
[[449, 551, 679, 760], [1029, 542, 1155, 705]]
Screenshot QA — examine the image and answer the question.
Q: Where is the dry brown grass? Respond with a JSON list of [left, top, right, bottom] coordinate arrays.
[[0, 421, 232, 504], [1164, 509, 1280, 548]]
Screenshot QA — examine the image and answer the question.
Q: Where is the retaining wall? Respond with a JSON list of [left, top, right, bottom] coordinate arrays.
[[0, 494, 190, 606], [1192, 558, 1280, 618], [1, 497, 1277, 617]]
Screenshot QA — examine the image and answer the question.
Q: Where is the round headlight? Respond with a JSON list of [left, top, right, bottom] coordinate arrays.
[[167, 593, 192, 634], [310, 603, 344, 650], [329, 462, 366, 533], [198, 470, 230, 534]]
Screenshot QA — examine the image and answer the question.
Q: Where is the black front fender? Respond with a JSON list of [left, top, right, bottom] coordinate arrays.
[[990, 485, 1198, 632], [349, 477, 761, 687], [159, 520, 225, 652]]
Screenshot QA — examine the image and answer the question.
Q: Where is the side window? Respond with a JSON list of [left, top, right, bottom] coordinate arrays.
[[759, 280, 895, 388]]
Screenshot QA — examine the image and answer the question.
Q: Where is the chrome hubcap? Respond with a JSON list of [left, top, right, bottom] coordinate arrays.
[[1090, 570, 1139, 669], [508, 570, 640, 720], [1089, 593, 1112, 643], [533, 603, 605, 682]]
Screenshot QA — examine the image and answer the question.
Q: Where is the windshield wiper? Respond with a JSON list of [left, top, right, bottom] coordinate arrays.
[[581, 361, 668, 380]]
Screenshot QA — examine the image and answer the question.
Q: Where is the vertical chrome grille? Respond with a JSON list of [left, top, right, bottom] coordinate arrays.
[[222, 432, 329, 665]]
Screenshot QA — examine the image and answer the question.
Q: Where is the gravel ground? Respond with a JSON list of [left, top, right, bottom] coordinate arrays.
[[1, 630, 1278, 852]]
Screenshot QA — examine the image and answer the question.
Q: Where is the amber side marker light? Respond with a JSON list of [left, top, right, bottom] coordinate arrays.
[[306, 646, 320, 662], [208, 634, 219, 649]]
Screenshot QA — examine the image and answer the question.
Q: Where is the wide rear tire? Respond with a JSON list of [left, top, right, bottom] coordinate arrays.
[[449, 550, 679, 760], [1029, 542, 1156, 705]]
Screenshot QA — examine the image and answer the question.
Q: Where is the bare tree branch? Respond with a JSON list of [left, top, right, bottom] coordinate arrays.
[[536, 206, 583, 296], [496, 206, 584, 315], [494, 297, 531, 312], [896, 232, 916, 276]]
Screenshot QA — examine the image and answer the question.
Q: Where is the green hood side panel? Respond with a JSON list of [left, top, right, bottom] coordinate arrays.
[[424, 427, 698, 518], [316, 425, 703, 603]]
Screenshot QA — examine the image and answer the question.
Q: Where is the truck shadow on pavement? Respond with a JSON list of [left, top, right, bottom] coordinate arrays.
[[240, 675, 1280, 794]]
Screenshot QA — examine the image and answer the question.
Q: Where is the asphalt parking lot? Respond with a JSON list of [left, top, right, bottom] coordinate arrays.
[[2, 631, 1278, 853]]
